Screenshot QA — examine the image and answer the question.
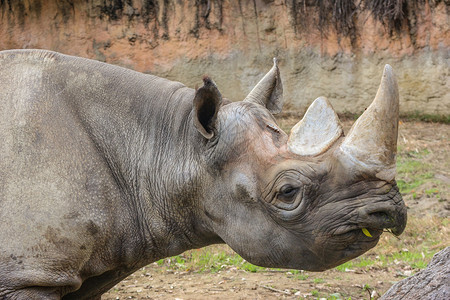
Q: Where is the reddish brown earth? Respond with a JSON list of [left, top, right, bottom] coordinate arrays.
[[1, 1, 449, 115], [102, 120, 449, 300]]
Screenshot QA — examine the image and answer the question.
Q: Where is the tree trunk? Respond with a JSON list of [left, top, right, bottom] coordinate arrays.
[[381, 247, 449, 300]]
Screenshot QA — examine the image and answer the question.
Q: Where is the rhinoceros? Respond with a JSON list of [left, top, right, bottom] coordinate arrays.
[[0, 49, 406, 299]]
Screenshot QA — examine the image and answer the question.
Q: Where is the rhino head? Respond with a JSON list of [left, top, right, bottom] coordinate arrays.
[[192, 60, 407, 271]]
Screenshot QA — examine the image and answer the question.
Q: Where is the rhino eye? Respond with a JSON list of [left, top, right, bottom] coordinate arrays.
[[278, 184, 299, 203]]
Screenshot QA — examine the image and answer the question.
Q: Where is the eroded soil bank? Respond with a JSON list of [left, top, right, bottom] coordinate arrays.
[[1, 1, 449, 115]]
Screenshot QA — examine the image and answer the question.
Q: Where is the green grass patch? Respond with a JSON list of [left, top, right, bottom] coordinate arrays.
[[391, 251, 432, 269], [400, 112, 450, 124], [314, 278, 324, 284], [241, 262, 265, 273], [396, 149, 435, 194], [335, 257, 376, 272], [374, 250, 433, 269], [335, 261, 353, 272], [153, 246, 268, 273], [328, 293, 346, 300], [296, 273, 309, 280]]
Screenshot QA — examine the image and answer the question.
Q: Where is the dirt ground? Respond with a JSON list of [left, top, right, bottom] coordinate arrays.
[[103, 120, 449, 300], [103, 267, 404, 300]]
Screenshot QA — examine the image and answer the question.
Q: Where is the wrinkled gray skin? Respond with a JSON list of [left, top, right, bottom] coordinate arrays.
[[0, 50, 407, 299]]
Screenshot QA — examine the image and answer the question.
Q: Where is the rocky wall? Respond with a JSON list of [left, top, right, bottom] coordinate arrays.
[[0, 0, 448, 115]]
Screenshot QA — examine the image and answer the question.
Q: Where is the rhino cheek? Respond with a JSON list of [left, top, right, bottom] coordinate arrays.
[[224, 226, 322, 270], [213, 207, 276, 262], [204, 191, 311, 269]]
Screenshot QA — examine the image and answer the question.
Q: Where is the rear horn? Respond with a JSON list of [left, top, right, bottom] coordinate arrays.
[[287, 97, 343, 156]]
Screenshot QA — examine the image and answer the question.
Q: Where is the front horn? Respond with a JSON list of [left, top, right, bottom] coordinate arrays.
[[340, 64, 399, 182]]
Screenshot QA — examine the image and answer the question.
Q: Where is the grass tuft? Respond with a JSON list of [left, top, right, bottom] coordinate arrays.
[[400, 112, 450, 124], [396, 149, 437, 194]]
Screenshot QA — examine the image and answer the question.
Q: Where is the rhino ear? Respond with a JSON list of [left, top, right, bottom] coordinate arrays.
[[193, 77, 222, 139], [244, 58, 283, 114]]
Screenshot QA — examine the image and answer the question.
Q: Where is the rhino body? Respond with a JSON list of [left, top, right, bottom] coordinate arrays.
[[0, 50, 406, 299]]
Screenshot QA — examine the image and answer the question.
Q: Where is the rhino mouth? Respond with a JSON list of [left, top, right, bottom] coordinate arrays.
[[329, 207, 406, 248], [342, 193, 408, 241], [339, 215, 405, 240], [344, 227, 383, 240], [330, 226, 382, 247], [312, 225, 383, 270], [326, 220, 405, 264]]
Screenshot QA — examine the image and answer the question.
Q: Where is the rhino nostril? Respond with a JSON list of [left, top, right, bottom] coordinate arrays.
[[358, 195, 407, 236], [366, 211, 395, 229], [371, 208, 407, 236], [370, 211, 391, 221]]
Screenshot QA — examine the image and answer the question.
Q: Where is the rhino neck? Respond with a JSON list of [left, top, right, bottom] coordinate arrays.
[[137, 84, 222, 260], [66, 66, 218, 263]]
